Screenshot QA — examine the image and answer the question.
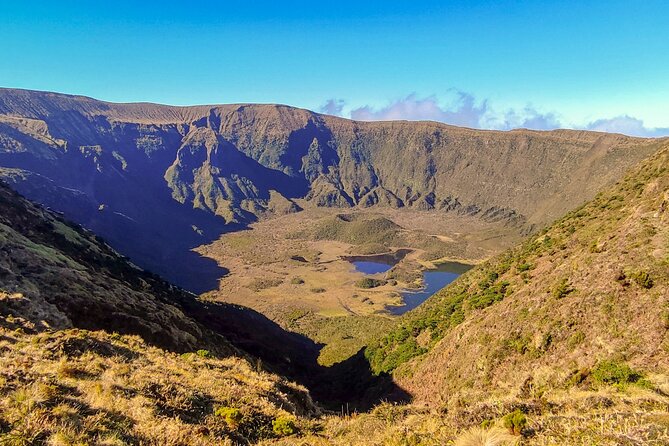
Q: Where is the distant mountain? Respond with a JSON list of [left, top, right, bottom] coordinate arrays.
[[0, 88, 664, 291], [366, 140, 669, 406]]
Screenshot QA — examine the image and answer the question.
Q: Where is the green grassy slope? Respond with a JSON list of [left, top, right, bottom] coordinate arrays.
[[366, 141, 669, 405]]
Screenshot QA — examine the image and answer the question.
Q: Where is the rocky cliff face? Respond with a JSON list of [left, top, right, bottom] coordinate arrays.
[[0, 88, 664, 291]]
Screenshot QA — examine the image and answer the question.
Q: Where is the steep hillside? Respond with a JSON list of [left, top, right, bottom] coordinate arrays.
[[0, 180, 320, 371], [0, 88, 664, 291], [0, 182, 328, 444], [0, 327, 318, 445], [0, 181, 405, 412], [366, 142, 669, 407]]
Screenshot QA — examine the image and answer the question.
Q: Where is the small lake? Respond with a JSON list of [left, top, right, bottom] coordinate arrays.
[[351, 260, 394, 274], [345, 253, 472, 315], [388, 262, 472, 315], [345, 249, 412, 275]]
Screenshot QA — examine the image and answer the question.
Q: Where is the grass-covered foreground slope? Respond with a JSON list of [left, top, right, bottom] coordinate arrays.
[[367, 141, 669, 405], [0, 325, 318, 445]]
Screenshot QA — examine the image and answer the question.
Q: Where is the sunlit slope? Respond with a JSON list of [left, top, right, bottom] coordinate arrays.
[[367, 141, 669, 405]]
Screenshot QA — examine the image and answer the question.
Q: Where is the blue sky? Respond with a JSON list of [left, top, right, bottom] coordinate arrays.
[[1, 0, 668, 135]]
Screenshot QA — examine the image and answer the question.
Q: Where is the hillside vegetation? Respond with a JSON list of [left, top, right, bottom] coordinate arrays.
[[366, 141, 669, 411], [0, 325, 317, 445], [257, 130, 669, 446]]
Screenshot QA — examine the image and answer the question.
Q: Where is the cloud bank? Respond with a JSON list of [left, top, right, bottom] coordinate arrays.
[[350, 92, 488, 128], [319, 92, 669, 137], [348, 92, 562, 131], [584, 115, 669, 137]]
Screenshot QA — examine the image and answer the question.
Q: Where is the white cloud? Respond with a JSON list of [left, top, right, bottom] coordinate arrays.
[[319, 98, 345, 116], [492, 106, 561, 131], [584, 115, 669, 137], [350, 92, 487, 128], [337, 91, 668, 137], [348, 92, 562, 132]]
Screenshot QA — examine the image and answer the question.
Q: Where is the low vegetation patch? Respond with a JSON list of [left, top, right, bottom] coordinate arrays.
[[355, 278, 387, 289], [552, 278, 573, 299], [247, 277, 284, 292], [272, 416, 297, 437], [290, 277, 305, 285], [502, 409, 528, 435], [215, 406, 243, 428], [630, 270, 654, 289], [591, 360, 651, 388]]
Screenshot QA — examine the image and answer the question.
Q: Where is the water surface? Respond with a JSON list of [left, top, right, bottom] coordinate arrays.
[[351, 260, 394, 274], [388, 261, 472, 315], [345, 252, 472, 315]]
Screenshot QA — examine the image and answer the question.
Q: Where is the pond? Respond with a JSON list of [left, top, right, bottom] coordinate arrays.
[[345, 252, 472, 315], [345, 249, 412, 275], [351, 260, 394, 274], [388, 262, 472, 315]]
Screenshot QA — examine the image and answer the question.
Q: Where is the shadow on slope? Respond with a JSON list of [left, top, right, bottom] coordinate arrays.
[[0, 180, 409, 411], [175, 296, 411, 411]]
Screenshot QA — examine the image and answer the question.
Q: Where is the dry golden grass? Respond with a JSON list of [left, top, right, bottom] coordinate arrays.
[[453, 427, 518, 446], [260, 387, 669, 445], [2, 321, 669, 445], [0, 324, 318, 445]]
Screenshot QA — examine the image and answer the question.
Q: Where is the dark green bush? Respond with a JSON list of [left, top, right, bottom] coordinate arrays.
[[196, 349, 212, 358], [631, 270, 654, 289], [517, 262, 532, 272], [502, 409, 527, 435], [553, 278, 573, 298], [591, 360, 649, 388], [355, 277, 387, 289]]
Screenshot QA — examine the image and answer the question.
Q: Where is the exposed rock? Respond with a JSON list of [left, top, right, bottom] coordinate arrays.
[[0, 87, 664, 291]]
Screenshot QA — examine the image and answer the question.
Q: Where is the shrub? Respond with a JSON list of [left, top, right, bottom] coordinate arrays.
[[248, 277, 283, 291], [469, 281, 510, 309], [502, 409, 527, 435], [272, 416, 296, 437], [552, 278, 573, 299], [631, 270, 654, 289], [310, 287, 326, 293], [449, 308, 465, 326], [290, 277, 305, 285], [355, 278, 386, 289], [567, 368, 590, 387], [215, 406, 243, 428], [517, 262, 532, 272], [196, 349, 212, 358], [591, 360, 648, 387]]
